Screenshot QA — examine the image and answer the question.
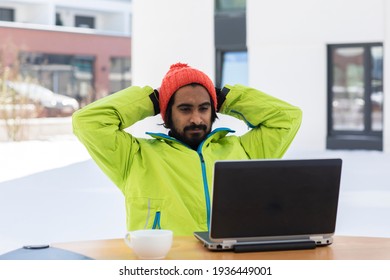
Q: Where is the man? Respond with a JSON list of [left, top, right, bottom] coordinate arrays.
[[72, 62, 302, 236]]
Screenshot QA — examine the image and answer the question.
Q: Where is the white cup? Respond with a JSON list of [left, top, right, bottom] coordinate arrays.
[[124, 229, 173, 259]]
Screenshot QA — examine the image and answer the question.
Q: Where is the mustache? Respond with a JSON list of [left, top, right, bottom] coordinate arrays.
[[184, 124, 207, 132]]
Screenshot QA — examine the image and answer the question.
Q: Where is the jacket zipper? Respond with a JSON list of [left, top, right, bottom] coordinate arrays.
[[198, 152, 211, 230], [146, 128, 235, 231]]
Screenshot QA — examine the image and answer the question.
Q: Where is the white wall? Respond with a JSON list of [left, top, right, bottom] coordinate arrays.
[[130, 0, 217, 137], [22, 4, 54, 25], [132, 0, 214, 87], [247, 0, 386, 151]]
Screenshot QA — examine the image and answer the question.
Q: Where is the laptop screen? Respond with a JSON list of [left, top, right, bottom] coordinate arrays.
[[210, 159, 342, 239]]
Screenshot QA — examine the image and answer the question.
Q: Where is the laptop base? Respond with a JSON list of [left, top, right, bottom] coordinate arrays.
[[234, 240, 316, 253], [194, 231, 325, 252]]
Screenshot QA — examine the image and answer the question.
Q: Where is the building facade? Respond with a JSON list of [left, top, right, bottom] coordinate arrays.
[[131, 0, 389, 152], [0, 0, 132, 106]]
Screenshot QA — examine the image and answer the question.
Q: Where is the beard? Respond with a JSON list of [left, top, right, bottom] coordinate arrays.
[[169, 124, 211, 150]]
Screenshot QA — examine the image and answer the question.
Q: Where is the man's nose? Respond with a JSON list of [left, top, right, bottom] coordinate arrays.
[[190, 110, 203, 124]]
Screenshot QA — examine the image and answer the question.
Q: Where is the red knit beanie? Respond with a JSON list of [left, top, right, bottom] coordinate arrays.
[[159, 63, 217, 122]]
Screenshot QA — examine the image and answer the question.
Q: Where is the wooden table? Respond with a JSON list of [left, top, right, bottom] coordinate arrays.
[[52, 235, 390, 260]]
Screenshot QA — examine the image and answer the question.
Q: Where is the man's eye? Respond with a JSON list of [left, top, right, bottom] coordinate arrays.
[[199, 107, 209, 112], [180, 107, 191, 112]]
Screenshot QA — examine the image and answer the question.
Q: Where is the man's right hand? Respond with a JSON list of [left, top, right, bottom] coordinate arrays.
[[149, 89, 160, 115]]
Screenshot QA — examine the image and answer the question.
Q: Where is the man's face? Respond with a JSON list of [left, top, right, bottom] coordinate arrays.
[[169, 84, 212, 149]]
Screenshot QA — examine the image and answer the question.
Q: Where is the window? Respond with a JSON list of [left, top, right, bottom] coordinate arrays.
[[19, 53, 95, 107], [215, 0, 246, 12], [56, 13, 63, 26], [215, 0, 246, 87], [327, 43, 383, 150], [109, 57, 131, 93], [75, 15, 95, 29], [0, 8, 14, 22], [221, 51, 248, 86]]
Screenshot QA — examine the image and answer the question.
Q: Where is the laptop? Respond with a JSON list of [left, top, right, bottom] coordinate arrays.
[[194, 158, 342, 252]]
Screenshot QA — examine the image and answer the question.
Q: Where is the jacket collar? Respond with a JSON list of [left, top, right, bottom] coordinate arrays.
[[146, 127, 235, 150]]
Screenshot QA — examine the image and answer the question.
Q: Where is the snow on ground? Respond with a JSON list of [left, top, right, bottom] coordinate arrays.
[[0, 135, 125, 255], [1, 135, 390, 255], [0, 135, 90, 182]]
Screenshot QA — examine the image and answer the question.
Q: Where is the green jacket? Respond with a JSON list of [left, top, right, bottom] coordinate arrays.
[[72, 84, 302, 236]]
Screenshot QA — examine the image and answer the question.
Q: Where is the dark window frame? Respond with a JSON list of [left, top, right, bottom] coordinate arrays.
[[55, 13, 63, 26], [214, 1, 246, 88], [215, 0, 246, 13], [19, 52, 95, 102], [75, 15, 95, 29], [109, 57, 131, 94], [216, 48, 248, 88], [327, 42, 384, 151], [0, 7, 15, 22]]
